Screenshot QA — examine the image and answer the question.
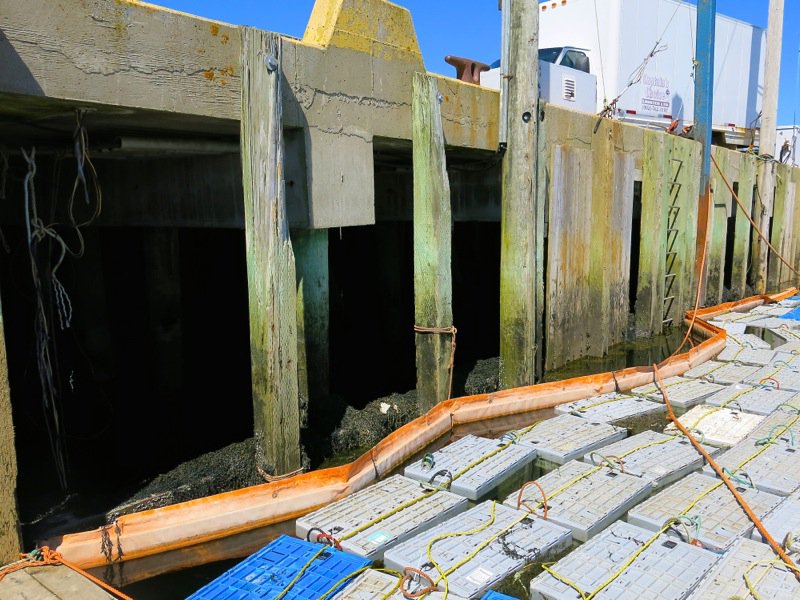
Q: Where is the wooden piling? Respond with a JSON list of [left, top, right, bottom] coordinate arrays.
[[412, 73, 453, 413], [241, 29, 301, 476], [294, 228, 329, 425], [0, 296, 21, 563], [768, 163, 794, 290], [499, 0, 540, 388], [731, 153, 757, 296], [635, 130, 669, 336]]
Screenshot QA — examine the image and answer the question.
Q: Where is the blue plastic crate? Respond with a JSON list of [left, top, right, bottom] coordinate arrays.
[[482, 592, 519, 600], [188, 534, 371, 599], [780, 306, 800, 321]]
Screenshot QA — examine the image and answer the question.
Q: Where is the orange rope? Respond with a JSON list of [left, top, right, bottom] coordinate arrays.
[[517, 480, 549, 519], [711, 153, 800, 278], [400, 566, 437, 599], [653, 364, 799, 573], [0, 547, 133, 600]]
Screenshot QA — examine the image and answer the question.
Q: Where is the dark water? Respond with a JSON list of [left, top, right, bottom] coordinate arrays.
[[110, 326, 697, 598]]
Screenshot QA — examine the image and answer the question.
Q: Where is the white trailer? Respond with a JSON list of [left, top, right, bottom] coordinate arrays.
[[776, 125, 799, 167], [535, 0, 765, 145]]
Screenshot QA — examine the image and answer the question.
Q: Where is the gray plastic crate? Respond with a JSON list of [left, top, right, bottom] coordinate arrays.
[[775, 341, 800, 353], [383, 501, 572, 600], [512, 414, 627, 466], [707, 320, 747, 334], [688, 537, 800, 599], [582, 430, 717, 490], [751, 488, 800, 547], [749, 316, 800, 330], [529, 520, 718, 600], [663, 405, 765, 448], [744, 364, 800, 392], [717, 345, 779, 365], [554, 393, 665, 425], [331, 569, 461, 600], [745, 409, 800, 440], [704, 383, 800, 416], [703, 431, 800, 496], [502, 460, 651, 542], [682, 360, 760, 385], [711, 312, 763, 324], [627, 473, 782, 550], [752, 305, 793, 316], [403, 435, 537, 501], [631, 376, 726, 409], [296, 475, 469, 560]]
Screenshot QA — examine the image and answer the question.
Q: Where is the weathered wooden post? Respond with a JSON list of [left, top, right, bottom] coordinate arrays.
[[0, 300, 21, 563], [413, 72, 454, 413], [499, 0, 540, 388], [241, 29, 301, 477]]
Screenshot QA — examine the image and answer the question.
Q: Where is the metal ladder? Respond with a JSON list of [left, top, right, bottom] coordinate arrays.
[[662, 157, 684, 327]]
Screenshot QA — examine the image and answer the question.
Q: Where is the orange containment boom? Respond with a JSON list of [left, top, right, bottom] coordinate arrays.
[[49, 289, 798, 585]]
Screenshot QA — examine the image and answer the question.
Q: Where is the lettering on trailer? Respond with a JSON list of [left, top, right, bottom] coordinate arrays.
[[641, 73, 671, 114]]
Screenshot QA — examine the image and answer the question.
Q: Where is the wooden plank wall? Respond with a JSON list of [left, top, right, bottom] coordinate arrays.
[[667, 136, 701, 325], [541, 104, 800, 372], [635, 131, 669, 337], [730, 153, 757, 297], [768, 162, 798, 291], [543, 106, 637, 370]]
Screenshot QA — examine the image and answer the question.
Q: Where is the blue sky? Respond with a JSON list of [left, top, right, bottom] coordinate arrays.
[[155, 0, 799, 125]]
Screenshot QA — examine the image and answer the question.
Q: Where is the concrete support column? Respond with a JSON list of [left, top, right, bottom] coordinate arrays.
[[294, 228, 329, 426]]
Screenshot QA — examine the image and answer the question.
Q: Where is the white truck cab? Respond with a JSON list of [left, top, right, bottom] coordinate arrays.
[[482, 46, 598, 115]]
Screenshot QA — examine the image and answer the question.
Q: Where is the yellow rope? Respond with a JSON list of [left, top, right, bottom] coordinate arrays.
[[541, 418, 800, 599], [337, 422, 541, 543], [427, 501, 530, 600], [274, 546, 327, 600], [743, 559, 800, 600], [519, 436, 675, 514]]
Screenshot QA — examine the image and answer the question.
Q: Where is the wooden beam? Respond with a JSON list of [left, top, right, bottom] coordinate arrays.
[[412, 72, 453, 413], [0, 290, 20, 564], [499, 0, 539, 388], [294, 228, 330, 424], [241, 29, 301, 476], [706, 146, 730, 304]]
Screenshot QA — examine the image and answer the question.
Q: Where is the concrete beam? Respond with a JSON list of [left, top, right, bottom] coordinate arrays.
[[1, 0, 499, 230]]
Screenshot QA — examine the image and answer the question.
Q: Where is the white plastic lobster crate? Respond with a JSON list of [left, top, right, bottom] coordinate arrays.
[[296, 474, 469, 559], [688, 537, 800, 599], [529, 520, 717, 600], [627, 473, 782, 550], [582, 430, 718, 490], [502, 460, 651, 542], [383, 501, 572, 600], [403, 434, 537, 501]]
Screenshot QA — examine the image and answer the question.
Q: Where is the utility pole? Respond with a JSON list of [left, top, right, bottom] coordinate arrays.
[[692, 0, 715, 298], [499, 0, 540, 389], [753, 0, 784, 293]]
